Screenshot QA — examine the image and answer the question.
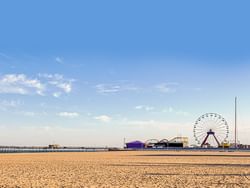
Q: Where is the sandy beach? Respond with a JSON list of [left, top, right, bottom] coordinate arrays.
[[0, 151, 250, 187]]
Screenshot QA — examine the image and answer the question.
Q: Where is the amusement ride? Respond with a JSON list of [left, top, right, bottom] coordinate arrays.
[[193, 113, 229, 147]]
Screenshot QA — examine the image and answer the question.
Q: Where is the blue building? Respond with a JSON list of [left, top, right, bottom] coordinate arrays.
[[125, 141, 145, 149]]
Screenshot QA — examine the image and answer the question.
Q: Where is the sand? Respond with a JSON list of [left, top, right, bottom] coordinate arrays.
[[0, 151, 250, 187]]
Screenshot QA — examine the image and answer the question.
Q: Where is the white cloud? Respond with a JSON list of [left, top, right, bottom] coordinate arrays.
[[39, 73, 74, 95], [22, 112, 36, 117], [155, 82, 179, 93], [95, 82, 181, 94], [53, 92, 62, 98], [55, 57, 63, 63], [0, 100, 22, 108], [94, 115, 112, 122], [95, 83, 139, 94], [0, 100, 22, 111], [175, 110, 189, 116], [0, 74, 45, 95], [57, 112, 79, 118], [168, 107, 174, 113], [135, 105, 143, 110], [96, 84, 121, 93], [162, 106, 189, 116], [57, 83, 72, 93], [135, 105, 155, 111], [0, 100, 47, 117], [17, 111, 47, 117], [134, 105, 189, 116], [0, 73, 75, 97]]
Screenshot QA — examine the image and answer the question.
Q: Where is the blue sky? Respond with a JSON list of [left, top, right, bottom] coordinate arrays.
[[0, 1, 250, 147]]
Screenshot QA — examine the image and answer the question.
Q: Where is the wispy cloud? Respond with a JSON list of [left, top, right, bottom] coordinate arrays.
[[0, 100, 47, 117], [0, 73, 75, 97], [162, 106, 189, 116], [0, 74, 45, 95], [193, 87, 202, 91], [95, 81, 182, 95], [57, 112, 79, 118], [135, 105, 155, 111], [0, 100, 22, 108], [22, 111, 37, 117], [39, 73, 74, 93], [95, 82, 139, 94], [155, 82, 179, 93], [16, 111, 47, 117], [134, 104, 189, 116], [0, 52, 11, 59], [95, 84, 121, 93], [125, 119, 191, 131], [55, 57, 63, 63], [53, 92, 62, 98], [0, 100, 22, 111], [94, 115, 112, 122]]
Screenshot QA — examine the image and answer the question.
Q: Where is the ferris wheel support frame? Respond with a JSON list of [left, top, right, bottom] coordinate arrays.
[[201, 129, 220, 147]]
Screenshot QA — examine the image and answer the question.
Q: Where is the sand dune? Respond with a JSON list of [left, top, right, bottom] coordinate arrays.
[[0, 151, 250, 187]]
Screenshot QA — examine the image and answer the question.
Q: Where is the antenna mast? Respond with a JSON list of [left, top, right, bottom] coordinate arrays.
[[235, 97, 237, 149]]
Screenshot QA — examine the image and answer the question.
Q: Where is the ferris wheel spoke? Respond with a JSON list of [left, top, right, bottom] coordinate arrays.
[[195, 131, 205, 135], [214, 115, 222, 124], [195, 135, 206, 139], [195, 132, 205, 135], [216, 135, 226, 143], [214, 125, 228, 131], [217, 122, 227, 127], [215, 133, 226, 138], [214, 121, 227, 127], [215, 130, 228, 134], [214, 125, 227, 129], [214, 127, 227, 131], [195, 134, 206, 139], [195, 130, 206, 134], [215, 131, 228, 134]]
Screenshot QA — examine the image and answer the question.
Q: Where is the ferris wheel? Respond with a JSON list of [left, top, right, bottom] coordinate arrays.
[[193, 113, 229, 147]]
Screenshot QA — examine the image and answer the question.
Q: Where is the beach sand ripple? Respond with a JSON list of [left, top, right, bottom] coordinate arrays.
[[0, 151, 250, 187]]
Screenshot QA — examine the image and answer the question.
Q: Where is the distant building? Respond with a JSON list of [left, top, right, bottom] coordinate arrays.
[[168, 137, 189, 148], [125, 141, 145, 149], [237, 144, 250, 149], [145, 137, 189, 148], [48, 144, 60, 149], [126, 137, 189, 149]]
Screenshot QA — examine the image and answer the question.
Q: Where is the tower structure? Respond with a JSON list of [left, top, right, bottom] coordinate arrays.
[[235, 97, 238, 149]]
